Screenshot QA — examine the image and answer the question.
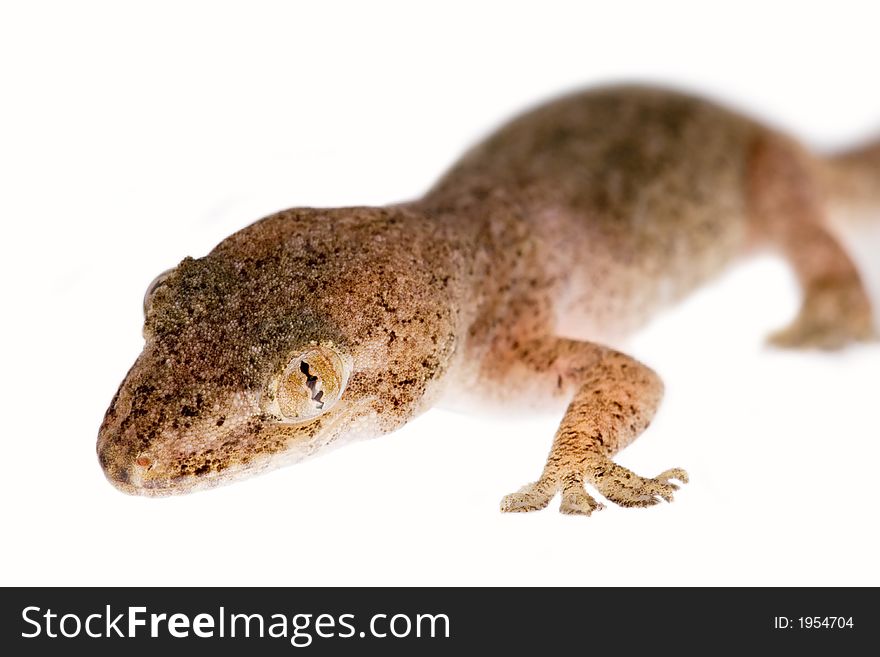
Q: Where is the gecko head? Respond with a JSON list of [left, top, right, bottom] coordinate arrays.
[[96, 254, 364, 496], [97, 207, 456, 496]]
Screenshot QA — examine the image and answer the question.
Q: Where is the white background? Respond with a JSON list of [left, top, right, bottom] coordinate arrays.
[[2, 0, 878, 586]]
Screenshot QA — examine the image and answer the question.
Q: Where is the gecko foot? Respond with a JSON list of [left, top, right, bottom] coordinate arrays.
[[586, 459, 689, 509], [767, 319, 876, 350], [767, 282, 876, 350], [501, 462, 688, 514]]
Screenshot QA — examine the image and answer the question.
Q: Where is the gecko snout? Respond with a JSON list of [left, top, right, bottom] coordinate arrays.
[[97, 434, 175, 496], [96, 401, 158, 495], [96, 435, 137, 494]]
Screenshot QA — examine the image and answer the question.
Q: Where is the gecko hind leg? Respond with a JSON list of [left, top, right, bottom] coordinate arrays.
[[750, 134, 876, 350], [498, 339, 687, 515], [767, 275, 875, 350]]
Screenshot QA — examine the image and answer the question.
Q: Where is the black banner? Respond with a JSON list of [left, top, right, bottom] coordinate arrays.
[[1, 587, 874, 655]]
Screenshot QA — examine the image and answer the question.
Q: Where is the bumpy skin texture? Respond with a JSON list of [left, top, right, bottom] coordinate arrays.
[[98, 85, 878, 512]]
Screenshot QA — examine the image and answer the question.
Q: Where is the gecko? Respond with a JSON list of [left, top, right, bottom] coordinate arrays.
[[97, 84, 879, 514]]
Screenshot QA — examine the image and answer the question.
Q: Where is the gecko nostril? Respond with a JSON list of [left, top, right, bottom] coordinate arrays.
[[115, 464, 132, 485]]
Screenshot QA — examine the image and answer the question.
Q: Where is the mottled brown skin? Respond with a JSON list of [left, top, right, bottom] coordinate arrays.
[[98, 85, 879, 513], [98, 208, 468, 493]]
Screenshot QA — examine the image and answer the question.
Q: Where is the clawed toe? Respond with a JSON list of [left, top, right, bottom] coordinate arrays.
[[500, 483, 554, 513], [656, 467, 689, 485], [559, 487, 605, 516]]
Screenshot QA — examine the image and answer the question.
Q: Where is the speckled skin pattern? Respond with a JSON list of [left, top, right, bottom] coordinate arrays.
[[98, 85, 879, 513]]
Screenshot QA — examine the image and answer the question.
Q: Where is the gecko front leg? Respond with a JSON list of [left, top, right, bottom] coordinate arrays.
[[498, 339, 687, 515]]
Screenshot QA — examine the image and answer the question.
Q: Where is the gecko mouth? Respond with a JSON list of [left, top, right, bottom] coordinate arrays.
[[99, 437, 279, 497], [97, 417, 275, 497], [98, 398, 367, 497], [127, 454, 276, 496]]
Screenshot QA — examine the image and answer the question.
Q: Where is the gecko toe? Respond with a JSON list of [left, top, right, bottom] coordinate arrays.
[[587, 458, 688, 509], [500, 482, 554, 513], [656, 467, 689, 484], [559, 487, 605, 516]]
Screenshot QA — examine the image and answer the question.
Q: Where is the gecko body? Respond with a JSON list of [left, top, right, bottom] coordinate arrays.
[[98, 85, 879, 513]]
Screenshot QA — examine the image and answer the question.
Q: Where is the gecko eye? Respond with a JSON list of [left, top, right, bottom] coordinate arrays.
[[143, 268, 175, 315], [266, 345, 350, 421]]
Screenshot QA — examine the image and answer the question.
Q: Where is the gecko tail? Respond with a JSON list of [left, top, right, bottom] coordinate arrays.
[[823, 136, 880, 222]]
